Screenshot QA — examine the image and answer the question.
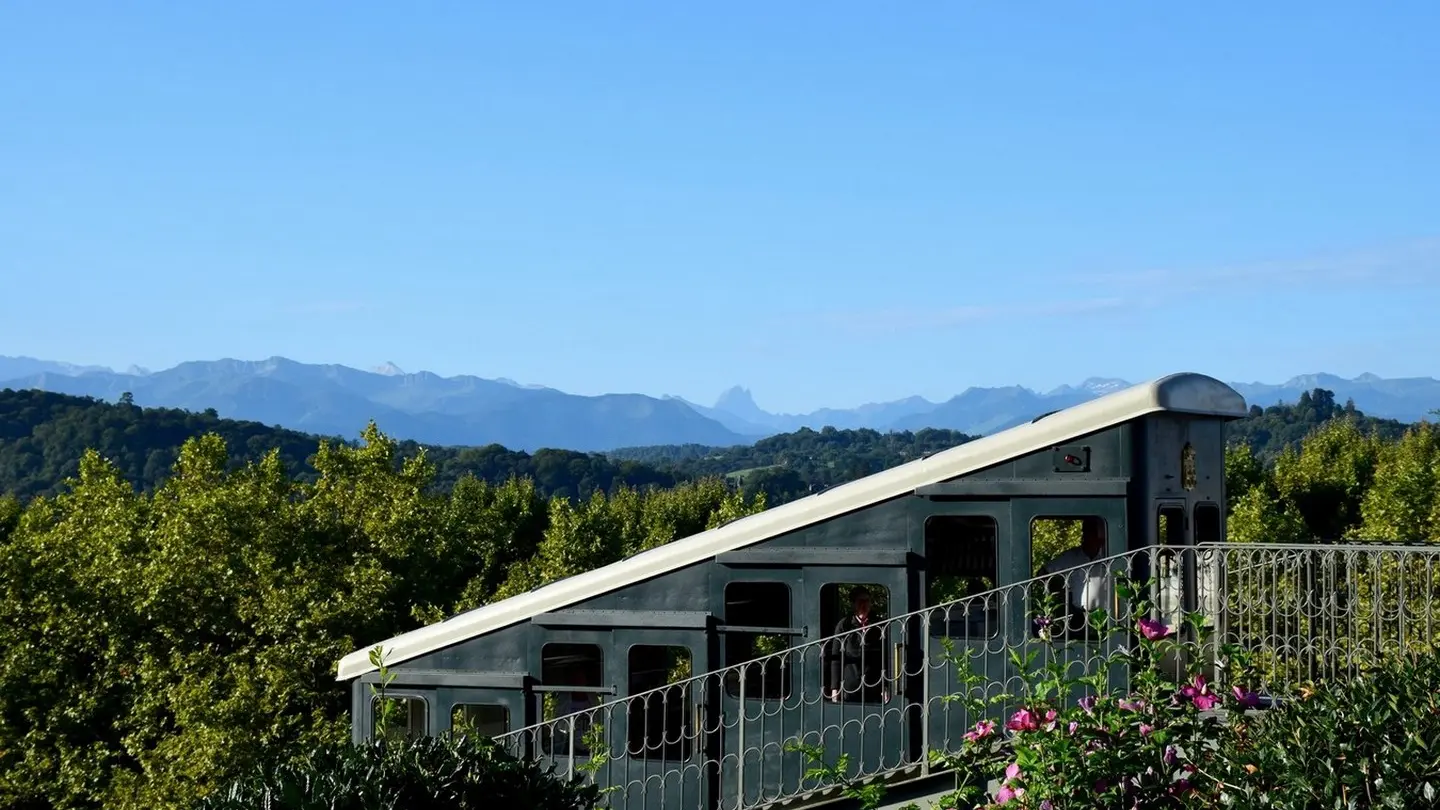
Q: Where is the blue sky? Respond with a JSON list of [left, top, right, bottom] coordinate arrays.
[[2, 2, 1436, 413]]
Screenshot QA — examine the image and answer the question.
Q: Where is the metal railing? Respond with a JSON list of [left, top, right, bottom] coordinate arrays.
[[490, 542, 1440, 810]]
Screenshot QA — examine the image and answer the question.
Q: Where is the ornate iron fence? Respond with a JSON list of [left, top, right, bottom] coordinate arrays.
[[489, 542, 1440, 809]]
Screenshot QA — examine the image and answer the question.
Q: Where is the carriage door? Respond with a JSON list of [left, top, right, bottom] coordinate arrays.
[[612, 626, 711, 810], [913, 500, 1011, 760], [811, 565, 911, 798], [1014, 497, 1129, 699], [712, 565, 805, 810]]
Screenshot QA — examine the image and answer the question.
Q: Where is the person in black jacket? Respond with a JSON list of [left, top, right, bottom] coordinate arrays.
[[826, 587, 889, 703]]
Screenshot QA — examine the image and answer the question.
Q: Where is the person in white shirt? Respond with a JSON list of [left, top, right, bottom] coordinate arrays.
[[1036, 517, 1109, 638]]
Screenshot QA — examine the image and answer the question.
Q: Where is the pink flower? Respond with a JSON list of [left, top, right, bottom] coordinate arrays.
[[1068, 720, 1079, 735], [1043, 709, 1059, 731], [1006, 708, 1038, 732], [995, 785, 1016, 804], [1005, 762, 1022, 781], [1118, 698, 1146, 712], [963, 719, 997, 743], [1138, 617, 1173, 640], [1040, 802, 1054, 810], [1139, 723, 1154, 737]]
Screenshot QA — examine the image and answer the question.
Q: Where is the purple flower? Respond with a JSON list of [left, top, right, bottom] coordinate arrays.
[[1079, 694, 1098, 714], [1180, 674, 1220, 711], [1118, 697, 1146, 712], [1138, 617, 1173, 640], [1068, 720, 1079, 735], [1040, 802, 1054, 810], [1163, 745, 1177, 765], [1232, 686, 1262, 709]]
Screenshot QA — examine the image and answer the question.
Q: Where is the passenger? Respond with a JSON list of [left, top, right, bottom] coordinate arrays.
[[827, 587, 889, 704], [1036, 517, 1109, 637]]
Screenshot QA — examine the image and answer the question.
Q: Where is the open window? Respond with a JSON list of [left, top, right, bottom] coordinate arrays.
[[1193, 501, 1223, 628], [451, 703, 509, 737], [627, 645, 693, 761], [924, 515, 999, 639], [372, 694, 427, 740], [539, 643, 604, 756], [1155, 505, 1188, 627], [1030, 517, 1110, 640], [724, 581, 793, 699], [820, 582, 890, 704]]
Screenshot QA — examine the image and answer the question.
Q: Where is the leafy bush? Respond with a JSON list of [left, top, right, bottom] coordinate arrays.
[[196, 732, 602, 810], [1209, 652, 1440, 808]]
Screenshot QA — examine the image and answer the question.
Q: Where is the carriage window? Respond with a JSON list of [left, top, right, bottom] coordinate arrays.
[[925, 515, 998, 602], [820, 582, 891, 704], [627, 645, 693, 761], [925, 515, 1000, 640], [540, 643, 604, 756], [372, 694, 427, 740], [451, 703, 509, 737], [1030, 517, 1110, 641], [724, 582, 793, 700]]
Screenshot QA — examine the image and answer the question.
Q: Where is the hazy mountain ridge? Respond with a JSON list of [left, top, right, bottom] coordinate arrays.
[[2, 355, 1435, 451]]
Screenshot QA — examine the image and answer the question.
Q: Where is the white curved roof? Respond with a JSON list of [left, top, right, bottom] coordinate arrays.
[[336, 372, 1246, 680]]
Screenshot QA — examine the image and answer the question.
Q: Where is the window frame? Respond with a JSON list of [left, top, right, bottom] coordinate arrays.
[[721, 580, 796, 701], [1027, 515, 1115, 644], [923, 514, 1002, 640], [370, 691, 430, 740], [625, 643, 695, 762]]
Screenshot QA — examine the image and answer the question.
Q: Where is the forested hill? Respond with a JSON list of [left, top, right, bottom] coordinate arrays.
[[1225, 388, 1412, 459], [609, 426, 979, 499], [0, 388, 681, 501], [0, 385, 1420, 504]]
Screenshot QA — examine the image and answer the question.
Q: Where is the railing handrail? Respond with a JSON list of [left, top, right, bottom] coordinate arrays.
[[497, 543, 1177, 738], [496, 541, 1440, 740]]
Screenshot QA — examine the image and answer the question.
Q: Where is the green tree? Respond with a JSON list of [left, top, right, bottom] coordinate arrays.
[[1270, 419, 1384, 540], [1356, 422, 1439, 542]]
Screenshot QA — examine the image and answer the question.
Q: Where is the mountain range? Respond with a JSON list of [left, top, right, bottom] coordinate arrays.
[[2, 355, 1436, 452]]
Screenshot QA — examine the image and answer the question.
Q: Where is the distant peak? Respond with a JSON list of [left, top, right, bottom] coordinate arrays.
[[714, 385, 758, 410], [373, 361, 406, 376], [1355, 372, 1383, 383], [1079, 377, 1131, 395]]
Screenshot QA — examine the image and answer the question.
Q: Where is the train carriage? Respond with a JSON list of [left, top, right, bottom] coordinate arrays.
[[335, 372, 1248, 810]]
